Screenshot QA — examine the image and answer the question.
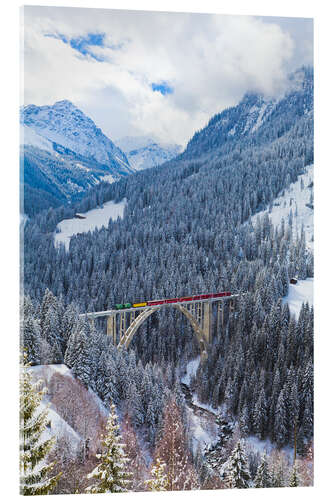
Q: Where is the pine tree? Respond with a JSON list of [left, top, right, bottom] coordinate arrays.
[[20, 354, 61, 495], [254, 452, 271, 488], [70, 327, 91, 387], [239, 405, 250, 437], [21, 314, 41, 366], [274, 389, 288, 447], [86, 402, 131, 493], [223, 439, 251, 489], [145, 458, 168, 492], [253, 387, 267, 439]]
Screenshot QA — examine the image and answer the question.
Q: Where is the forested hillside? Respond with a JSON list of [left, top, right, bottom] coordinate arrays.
[[21, 67, 314, 492]]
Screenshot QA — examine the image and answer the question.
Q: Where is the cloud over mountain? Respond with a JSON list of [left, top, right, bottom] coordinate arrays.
[[23, 7, 313, 146]]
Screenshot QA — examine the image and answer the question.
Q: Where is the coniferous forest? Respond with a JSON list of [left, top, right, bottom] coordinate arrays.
[[20, 10, 314, 492]]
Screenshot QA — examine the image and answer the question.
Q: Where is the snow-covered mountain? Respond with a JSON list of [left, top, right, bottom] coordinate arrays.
[[22, 100, 132, 170], [20, 100, 134, 216], [115, 135, 182, 171], [182, 66, 313, 160]]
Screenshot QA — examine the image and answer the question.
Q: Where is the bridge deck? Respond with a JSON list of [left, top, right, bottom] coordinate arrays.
[[80, 294, 239, 318]]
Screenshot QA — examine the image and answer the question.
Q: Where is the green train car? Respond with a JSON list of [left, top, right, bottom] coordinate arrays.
[[114, 303, 132, 310]]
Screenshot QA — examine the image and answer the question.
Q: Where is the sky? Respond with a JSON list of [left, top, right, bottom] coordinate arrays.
[[22, 6, 313, 147]]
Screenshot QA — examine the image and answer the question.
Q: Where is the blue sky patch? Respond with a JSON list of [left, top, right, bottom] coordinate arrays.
[[44, 32, 110, 62], [151, 82, 174, 96], [70, 33, 105, 56]]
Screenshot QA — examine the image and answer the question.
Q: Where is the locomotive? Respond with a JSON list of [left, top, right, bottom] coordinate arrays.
[[113, 291, 231, 310]]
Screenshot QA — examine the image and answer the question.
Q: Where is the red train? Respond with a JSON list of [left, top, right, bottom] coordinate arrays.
[[147, 292, 231, 307], [114, 292, 232, 310]]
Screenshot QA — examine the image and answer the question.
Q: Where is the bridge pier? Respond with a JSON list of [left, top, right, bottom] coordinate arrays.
[[107, 314, 116, 344], [217, 302, 224, 331], [203, 301, 212, 343]]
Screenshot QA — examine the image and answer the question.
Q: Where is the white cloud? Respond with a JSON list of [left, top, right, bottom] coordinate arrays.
[[22, 6, 312, 146]]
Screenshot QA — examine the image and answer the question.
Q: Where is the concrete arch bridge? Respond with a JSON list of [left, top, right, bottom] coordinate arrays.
[[81, 293, 238, 360]]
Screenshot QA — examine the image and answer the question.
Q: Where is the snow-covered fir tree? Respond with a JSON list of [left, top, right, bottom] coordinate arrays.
[[21, 312, 41, 366], [20, 354, 61, 495], [145, 458, 168, 492], [254, 452, 271, 488], [86, 402, 131, 493], [223, 439, 251, 489], [274, 389, 289, 447]]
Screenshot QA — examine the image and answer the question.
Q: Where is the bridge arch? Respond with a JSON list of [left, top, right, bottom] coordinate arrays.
[[117, 304, 208, 358]]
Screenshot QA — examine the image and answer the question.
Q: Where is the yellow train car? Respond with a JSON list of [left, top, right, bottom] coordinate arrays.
[[133, 302, 147, 308]]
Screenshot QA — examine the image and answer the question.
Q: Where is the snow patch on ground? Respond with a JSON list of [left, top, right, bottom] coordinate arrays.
[[54, 198, 127, 250], [252, 164, 314, 251], [101, 174, 117, 184], [30, 363, 73, 384], [40, 401, 82, 454], [251, 103, 268, 132], [181, 356, 201, 385], [188, 410, 217, 454], [283, 278, 313, 318], [191, 394, 218, 415], [75, 162, 90, 172]]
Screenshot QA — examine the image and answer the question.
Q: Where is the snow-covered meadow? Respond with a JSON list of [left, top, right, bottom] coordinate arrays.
[[283, 277, 313, 318], [54, 199, 127, 250], [252, 164, 314, 251]]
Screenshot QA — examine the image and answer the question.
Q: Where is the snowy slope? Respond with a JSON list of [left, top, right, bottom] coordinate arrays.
[[21, 124, 54, 152], [29, 364, 108, 455], [39, 402, 82, 454], [54, 198, 127, 250], [115, 135, 182, 171], [252, 164, 314, 251], [29, 365, 82, 453]]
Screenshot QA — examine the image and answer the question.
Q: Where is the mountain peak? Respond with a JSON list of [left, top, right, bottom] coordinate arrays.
[[115, 135, 182, 171], [53, 99, 78, 110], [21, 100, 132, 171]]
